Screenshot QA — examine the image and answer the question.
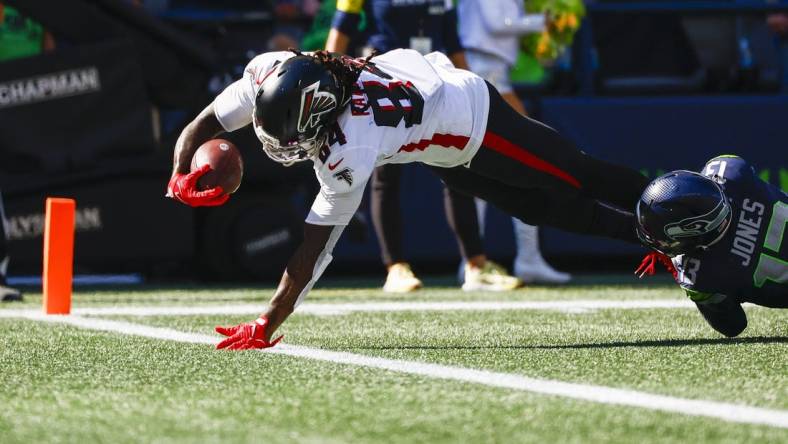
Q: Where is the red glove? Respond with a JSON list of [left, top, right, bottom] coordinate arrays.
[[215, 316, 284, 350], [166, 164, 229, 207], [635, 251, 678, 280]]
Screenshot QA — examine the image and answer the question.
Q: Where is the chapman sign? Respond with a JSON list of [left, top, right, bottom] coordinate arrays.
[[0, 67, 101, 109]]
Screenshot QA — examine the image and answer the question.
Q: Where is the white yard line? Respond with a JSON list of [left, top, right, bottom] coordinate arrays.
[[0, 299, 698, 318], [16, 312, 788, 429]]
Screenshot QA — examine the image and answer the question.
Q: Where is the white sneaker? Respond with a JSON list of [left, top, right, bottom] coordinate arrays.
[[512, 222, 571, 284], [462, 261, 522, 291], [383, 263, 423, 293], [514, 256, 571, 284]]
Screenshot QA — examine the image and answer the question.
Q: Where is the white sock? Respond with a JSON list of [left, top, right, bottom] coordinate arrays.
[[513, 220, 545, 265], [474, 197, 487, 236]]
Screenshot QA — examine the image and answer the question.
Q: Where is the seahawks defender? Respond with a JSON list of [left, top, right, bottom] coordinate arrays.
[[636, 155, 787, 337], [167, 49, 649, 349]]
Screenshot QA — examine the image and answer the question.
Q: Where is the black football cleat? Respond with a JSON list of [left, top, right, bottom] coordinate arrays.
[[0, 285, 22, 302]]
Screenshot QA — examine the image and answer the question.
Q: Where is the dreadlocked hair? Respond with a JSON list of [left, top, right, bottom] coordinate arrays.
[[289, 48, 377, 106]]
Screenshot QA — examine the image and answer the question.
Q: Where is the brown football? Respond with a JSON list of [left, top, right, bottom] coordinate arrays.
[[190, 139, 243, 194]]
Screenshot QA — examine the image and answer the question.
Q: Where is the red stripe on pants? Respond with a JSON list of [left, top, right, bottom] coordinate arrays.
[[481, 131, 582, 189]]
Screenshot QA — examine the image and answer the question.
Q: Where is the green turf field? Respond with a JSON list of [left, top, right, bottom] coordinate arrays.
[[1, 276, 786, 443]]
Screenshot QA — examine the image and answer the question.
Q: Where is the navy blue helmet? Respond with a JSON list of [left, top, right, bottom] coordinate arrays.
[[636, 170, 733, 256]]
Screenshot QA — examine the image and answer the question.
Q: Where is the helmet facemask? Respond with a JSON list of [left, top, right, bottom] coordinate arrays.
[[252, 113, 327, 166], [635, 218, 683, 256]]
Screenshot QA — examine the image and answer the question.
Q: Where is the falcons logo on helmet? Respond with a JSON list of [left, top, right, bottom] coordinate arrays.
[[298, 81, 338, 133]]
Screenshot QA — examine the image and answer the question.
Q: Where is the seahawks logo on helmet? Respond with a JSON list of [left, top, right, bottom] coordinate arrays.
[[664, 200, 731, 239], [298, 80, 338, 133]]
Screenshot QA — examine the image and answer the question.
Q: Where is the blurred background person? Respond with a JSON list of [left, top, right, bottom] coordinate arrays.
[[0, 191, 21, 301], [767, 12, 788, 88], [0, 2, 54, 58], [0, 1, 55, 301], [302, 0, 343, 52], [268, 0, 320, 51], [457, 0, 570, 284], [767, 12, 788, 36], [326, 0, 521, 293]]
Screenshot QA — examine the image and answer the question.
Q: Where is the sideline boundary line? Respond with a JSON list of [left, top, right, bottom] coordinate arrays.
[[0, 299, 700, 318], [16, 313, 788, 429]]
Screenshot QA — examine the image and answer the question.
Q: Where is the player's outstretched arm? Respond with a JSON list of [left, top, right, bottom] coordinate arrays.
[[264, 223, 339, 334], [167, 103, 229, 207], [215, 223, 342, 350]]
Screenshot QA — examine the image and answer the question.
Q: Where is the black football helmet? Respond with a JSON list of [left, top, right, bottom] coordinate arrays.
[[636, 170, 732, 256], [253, 55, 345, 165]]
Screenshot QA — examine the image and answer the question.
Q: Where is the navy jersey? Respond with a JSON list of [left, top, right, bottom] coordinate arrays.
[[671, 156, 787, 335], [331, 0, 462, 55]]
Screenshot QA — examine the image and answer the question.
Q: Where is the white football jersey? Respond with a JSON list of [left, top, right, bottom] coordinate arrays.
[[213, 49, 490, 226]]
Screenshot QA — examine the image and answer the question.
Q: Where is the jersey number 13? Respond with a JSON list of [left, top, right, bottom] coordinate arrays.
[[754, 201, 788, 287]]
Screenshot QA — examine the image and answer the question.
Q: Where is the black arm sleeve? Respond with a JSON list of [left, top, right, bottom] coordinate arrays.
[[442, 7, 463, 55], [694, 298, 748, 338]]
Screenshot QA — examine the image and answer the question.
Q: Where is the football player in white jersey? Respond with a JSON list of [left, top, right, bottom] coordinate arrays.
[[167, 49, 649, 350]]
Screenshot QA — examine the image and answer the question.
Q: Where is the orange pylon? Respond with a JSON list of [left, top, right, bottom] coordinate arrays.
[[42, 198, 75, 315]]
